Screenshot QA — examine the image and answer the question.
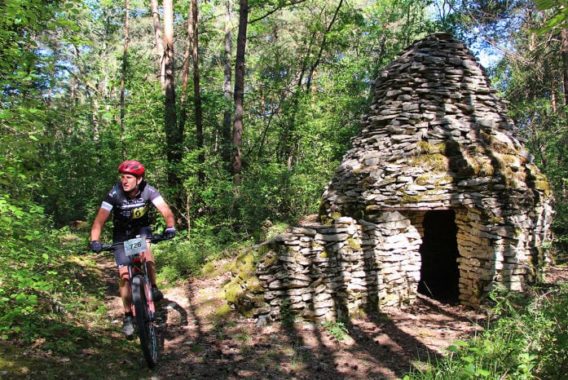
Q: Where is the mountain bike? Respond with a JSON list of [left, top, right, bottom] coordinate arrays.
[[101, 234, 170, 368]]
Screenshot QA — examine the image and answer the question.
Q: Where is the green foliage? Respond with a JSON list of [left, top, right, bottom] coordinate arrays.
[[153, 225, 243, 284], [322, 320, 350, 342], [154, 237, 206, 283], [2, 0, 443, 246], [499, 34, 568, 253], [0, 192, 100, 347], [534, 0, 568, 32], [406, 284, 568, 379]]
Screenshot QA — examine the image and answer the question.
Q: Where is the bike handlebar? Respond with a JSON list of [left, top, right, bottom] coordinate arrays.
[[99, 234, 172, 252]]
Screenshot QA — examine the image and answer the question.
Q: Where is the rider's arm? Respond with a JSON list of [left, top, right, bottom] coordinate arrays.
[[152, 197, 175, 228], [90, 207, 111, 241]]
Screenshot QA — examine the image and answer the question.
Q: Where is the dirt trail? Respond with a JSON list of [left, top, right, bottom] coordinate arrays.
[[96, 256, 493, 380], [4, 256, 565, 379]]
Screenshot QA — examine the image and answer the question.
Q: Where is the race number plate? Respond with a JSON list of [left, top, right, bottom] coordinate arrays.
[[124, 237, 147, 257]]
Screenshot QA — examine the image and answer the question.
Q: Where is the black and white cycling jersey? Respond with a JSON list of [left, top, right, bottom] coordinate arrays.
[[100, 181, 166, 241]]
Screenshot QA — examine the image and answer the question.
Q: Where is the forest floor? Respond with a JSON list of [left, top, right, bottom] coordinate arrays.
[[3, 256, 568, 380]]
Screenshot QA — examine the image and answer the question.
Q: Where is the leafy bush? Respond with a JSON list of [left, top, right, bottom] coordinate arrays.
[[405, 284, 568, 379], [0, 194, 94, 346], [153, 224, 245, 284]]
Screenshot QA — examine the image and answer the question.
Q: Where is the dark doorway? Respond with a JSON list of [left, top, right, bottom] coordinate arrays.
[[418, 210, 460, 303]]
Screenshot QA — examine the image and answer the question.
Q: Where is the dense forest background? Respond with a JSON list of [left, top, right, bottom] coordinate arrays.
[[3, 0, 568, 243], [1, 0, 568, 373]]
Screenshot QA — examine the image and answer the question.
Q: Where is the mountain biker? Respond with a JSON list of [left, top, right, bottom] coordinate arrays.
[[89, 160, 176, 338]]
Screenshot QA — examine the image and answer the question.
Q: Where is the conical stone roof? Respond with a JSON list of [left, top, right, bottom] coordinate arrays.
[[321, 32, 552, 220]]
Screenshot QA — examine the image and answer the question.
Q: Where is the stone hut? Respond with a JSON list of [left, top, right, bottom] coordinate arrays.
[[228, 33, 554, 323]]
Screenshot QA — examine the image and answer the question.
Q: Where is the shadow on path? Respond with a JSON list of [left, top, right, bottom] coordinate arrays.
[[150, 273, 484, 380]]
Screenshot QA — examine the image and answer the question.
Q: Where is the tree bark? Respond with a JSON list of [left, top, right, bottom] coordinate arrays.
[[119, 0, 130, 158], [150, 0, 165, 88], [179, 2, 192, 137], [163, 0, 180, 187], [232, 0, 248, 180], [191, 0, 204, 183], [222, 0, 233, 168], [562, 29, 568, 107]]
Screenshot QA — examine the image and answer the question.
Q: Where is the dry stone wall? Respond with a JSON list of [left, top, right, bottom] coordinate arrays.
[[252, 213, 421, 322], [229, 33, 554, 323]]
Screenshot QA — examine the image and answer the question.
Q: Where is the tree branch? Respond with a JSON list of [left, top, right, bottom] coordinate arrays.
[[249, 0, 307, 24], [305, 0, 343, 91]]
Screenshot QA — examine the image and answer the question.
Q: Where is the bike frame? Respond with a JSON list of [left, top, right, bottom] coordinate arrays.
[[127, 250, 155, 318]]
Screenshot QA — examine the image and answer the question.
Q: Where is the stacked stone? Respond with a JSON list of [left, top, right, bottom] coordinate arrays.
[[256, 218, 363, 322], [253, 214, 422, 322], [360, 211, 422, 306]]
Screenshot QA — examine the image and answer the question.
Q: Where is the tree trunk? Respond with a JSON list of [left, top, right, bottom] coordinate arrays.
[[562, 29, 568, 107], [119, 0, 129, 158], [150, 0, 165, 88], [222, 0, 233, 168], [191, 0, 204, 183], [163, 0, 180, 187], [179, 2, 192, 137], [232, 0, 248, 180]]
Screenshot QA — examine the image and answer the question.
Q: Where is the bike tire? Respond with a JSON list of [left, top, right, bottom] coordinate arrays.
[[131, 275, 159, 368]]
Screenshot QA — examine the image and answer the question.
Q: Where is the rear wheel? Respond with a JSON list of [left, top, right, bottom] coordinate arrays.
[[132, 275, 159, 368]]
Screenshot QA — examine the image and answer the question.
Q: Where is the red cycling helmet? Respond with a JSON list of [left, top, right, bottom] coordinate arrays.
[[118, 160, 145, 177]]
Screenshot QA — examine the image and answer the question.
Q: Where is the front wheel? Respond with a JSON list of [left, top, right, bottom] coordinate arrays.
[[131, 275, 159, 368]]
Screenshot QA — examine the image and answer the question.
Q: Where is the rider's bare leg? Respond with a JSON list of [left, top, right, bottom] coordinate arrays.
[[119, 274, 132, 313], [147, 262, 157, 286], [145, 243, 157, 287]]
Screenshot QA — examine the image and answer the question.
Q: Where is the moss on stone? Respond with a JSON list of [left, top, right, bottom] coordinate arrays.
[[416, 174, 454, 187], [465, 155, 494, 176], [214, 303, 233, 319], [224, 281, 244, 304], [417, 141, 446, 154], [346, 238, 361, 250], [200, 261, 217, 276], [245, 275, 263, 293], [262, 252, 278, 267], [495, 153, 519, 167], [320, 216, 334, 226], [401, 194, 422, 203], [223, 248, 267, 314], [415, 175, 431, 186], [410, 153, 448, 171], [489, 215, 505, 224], [533, 173, 552, 195], [535, 179, 551, 195], [229, 249, 256, 275], [262, 222, 290, 241]]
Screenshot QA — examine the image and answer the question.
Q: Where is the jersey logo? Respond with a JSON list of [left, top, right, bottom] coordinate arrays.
[[131, 205, 148, 219]]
